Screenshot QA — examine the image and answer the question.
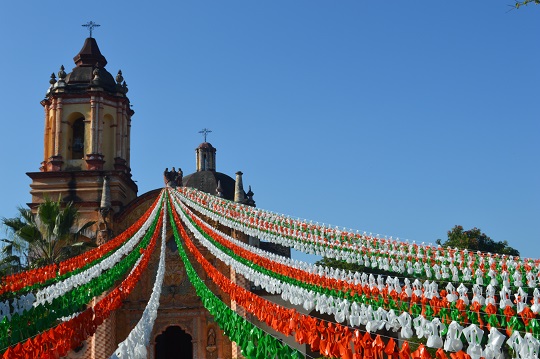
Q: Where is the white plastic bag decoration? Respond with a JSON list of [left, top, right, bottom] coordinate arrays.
[[444, 321, 464, 352], [513, 270, 523, 288], [520, 333, 540, 359], [451, 265, 459, 282], [471, 284, 485, 306], [475, 268, 484, 285], [527, 271, 537, 288], [385, 309, 400, 332], [501, 270, 510, 288], [507, 331, 522, 359], [499, 286, 513, 310], [482, 327, 505, 359], [429, 281, 439, 299], [486, 285, 497, 306], [457, 283, 469, 305], [532, 288, 540, 314], [404, 278, 412, 297], [412, 279, 422, 297], [514, 287, 528, 314], [365, 305, 377, 333], [426, 318, 445, 349], [446, 283, 458, 303], [349, 302, 361, 327], [413, 315, 427, 339], [433, 263, 441, 280], [462, 266, 472, 281], [463, 324, 483, 359]]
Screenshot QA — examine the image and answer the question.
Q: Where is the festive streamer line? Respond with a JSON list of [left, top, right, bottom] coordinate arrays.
[[0, 193, 164, 359], [175, 188, 540, 291], [171, 192, 412, 359], [33, 199, 163, 308], [174, 192, 540, 319], [0, 192, 161, 324], [0, 204, 163, 351], [0, 192, 162, 298], [166, 194, 304, 359], [172, 191, 539, 341], [171, 194, 539, 356], [110, 201, 167, 359]]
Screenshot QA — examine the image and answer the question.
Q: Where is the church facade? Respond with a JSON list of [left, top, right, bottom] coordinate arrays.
[[26, 36, 262, 359]]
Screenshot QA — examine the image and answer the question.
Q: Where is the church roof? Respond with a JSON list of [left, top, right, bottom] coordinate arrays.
[[73, 37, 108, 67], [55, 37, 120, 95], [182, 171, 235, 201], [197, 142, 215, 150]]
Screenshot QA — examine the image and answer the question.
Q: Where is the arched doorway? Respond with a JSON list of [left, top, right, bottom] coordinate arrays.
[[155, 326, 193, 359]]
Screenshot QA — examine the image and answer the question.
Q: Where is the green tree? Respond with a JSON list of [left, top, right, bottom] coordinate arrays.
[[0, 198, 96, 271], [436, 225, 519, 256], [0, 238, 26, 277], [514, 0, 540, 8]]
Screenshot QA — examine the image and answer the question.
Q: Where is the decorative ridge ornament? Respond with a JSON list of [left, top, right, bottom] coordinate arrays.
[[82, 21, 100, 38]]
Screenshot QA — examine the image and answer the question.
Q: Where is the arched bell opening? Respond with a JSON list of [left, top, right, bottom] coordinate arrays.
[[155, 325, 193, 359], [70, 116, 85, 160]]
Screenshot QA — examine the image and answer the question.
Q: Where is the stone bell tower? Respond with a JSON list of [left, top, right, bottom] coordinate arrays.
[[27, 34, 137, 236]]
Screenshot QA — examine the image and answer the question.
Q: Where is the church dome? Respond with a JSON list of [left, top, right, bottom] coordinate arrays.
[[58, 37, 120, 94], [197, 142, 215, 150], [182, 171, 236, 201]]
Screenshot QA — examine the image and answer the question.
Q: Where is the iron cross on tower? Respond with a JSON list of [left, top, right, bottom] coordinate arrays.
[[82, 21, 100, 38], [199, 128, 212, 142]]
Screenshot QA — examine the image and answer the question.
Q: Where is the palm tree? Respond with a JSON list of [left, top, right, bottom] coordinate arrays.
[[0, 238, 26, 277], [1, 198, 96, 270]]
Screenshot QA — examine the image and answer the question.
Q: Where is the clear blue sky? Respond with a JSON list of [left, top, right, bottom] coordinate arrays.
[[0, 1, 538, 259]]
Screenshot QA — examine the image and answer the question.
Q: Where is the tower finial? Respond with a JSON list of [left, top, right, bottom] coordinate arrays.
[[82, 21, 100, 38], [234, 171, 245, 203], [198, 128, 212, 142]]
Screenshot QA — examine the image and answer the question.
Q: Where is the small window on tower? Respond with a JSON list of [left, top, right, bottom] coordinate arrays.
[[71, 118, 85, 159]]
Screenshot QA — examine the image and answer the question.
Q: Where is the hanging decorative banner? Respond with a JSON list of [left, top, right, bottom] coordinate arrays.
[[171, 194, 361, 358], [174, 188, 540, 290], [0, 193, 163, 298], [110, 203, 168, 359], [0, 191, 166, 359], [33, 198, 163, 308], [171, 193, 539, 356], [166, 193, 304, 359], [0, 204, 164, 351], [172, 193, 538, 346]]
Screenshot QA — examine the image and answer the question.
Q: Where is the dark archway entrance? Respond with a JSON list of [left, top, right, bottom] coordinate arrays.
[[155, 326, 193, 359]]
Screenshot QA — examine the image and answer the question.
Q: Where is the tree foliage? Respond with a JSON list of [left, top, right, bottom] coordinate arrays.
[[0, 198, 96, 273], [514, 0, 540, 8], [436, 225, 519, 257]]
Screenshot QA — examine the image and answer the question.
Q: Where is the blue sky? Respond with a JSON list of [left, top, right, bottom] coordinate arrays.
[[0, 1, 538, 259]]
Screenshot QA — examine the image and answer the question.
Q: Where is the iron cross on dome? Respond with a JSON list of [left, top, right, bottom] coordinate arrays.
[[199, 128, 212, 142], [82, 21, 100, 38]]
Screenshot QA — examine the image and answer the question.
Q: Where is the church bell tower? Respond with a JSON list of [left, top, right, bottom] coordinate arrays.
[[27, 33, 138, 234]]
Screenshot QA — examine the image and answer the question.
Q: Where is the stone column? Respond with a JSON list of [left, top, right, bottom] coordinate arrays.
[[46, 98, 64, 172], [122, 104, 128, 160], [89, 96, 96, 153], [96, 97, 104, 155], [126, 117, 131, 168], [115, 102, 122, 158], [43, 102, 51, 163], [234, 171, 245, 203], [86, 95, 104, 170], [54, 98, 62, 156]]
